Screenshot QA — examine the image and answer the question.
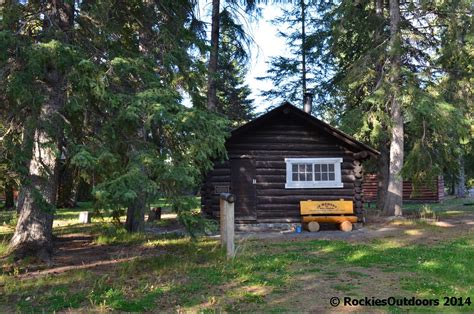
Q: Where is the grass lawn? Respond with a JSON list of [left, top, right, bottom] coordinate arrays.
[[402, 197, 474, 217], [0, 198, 473, 312]]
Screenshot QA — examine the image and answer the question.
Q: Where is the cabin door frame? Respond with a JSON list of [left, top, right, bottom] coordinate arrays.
[[230, 157, 257, 220]]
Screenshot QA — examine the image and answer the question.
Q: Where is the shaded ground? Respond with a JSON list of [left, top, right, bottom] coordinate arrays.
[[17, 234, 164, 279], [12, 209, 473, 281], [1, 198, 473, 312], [8, 212, 183, 278]]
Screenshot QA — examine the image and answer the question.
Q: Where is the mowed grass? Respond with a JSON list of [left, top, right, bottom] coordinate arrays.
[[1, 234, 473, 312], [402, 197, 474, 217], [0, 198, 473, 312]]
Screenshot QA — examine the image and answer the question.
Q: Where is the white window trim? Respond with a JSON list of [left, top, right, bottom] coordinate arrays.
[[285, 157, 344, 189]]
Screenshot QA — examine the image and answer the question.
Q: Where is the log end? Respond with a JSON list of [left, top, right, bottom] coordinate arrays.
[[339, 221, 353, 232], [307, 221, 320, 232]]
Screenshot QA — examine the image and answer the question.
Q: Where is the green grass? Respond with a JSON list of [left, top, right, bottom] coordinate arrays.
[[0, 198, 473, 312], [366, 197, 474, 218], [3, 233, 473, 312], [402, 197, 474, 217]]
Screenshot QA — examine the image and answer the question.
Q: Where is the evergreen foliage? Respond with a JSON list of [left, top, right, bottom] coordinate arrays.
[[261, 0, 473, 196], [0, 0, 472, 260], [216, 8, 255, 125], [0, 0, 231, 256], [258, 0, 325, 108]]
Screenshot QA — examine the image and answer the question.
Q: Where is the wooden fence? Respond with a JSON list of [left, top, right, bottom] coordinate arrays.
[[362, 175, 444, 203]]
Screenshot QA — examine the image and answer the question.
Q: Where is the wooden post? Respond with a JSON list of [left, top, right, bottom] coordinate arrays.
[[219, 193, 235, 258], [79, 211, 91, 224]]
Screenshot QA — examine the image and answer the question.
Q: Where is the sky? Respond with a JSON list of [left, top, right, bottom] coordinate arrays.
[[243, 4, 289, 113], [197, 1, 290, 113]]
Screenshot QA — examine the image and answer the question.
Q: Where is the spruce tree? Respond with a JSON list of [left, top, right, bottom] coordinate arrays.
[[267, 0, 472, 212], [215, 8, 255, 125], [258, 0, 322, 108], [1, 0, 75, 260], [0, 0, 230, 259]]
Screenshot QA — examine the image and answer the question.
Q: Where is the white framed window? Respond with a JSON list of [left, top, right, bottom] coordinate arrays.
[[285, 158, 343, 188]]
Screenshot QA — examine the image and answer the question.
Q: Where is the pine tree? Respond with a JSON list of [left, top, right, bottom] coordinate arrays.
[[207, 0, 221, 112], [0, 0, 230, 259], [289, 0, 472, 213], [258, 0, 322, 108], [1, 0, 75, 260], [70, 0, 229, 233], [435, 0, 473, 196], [206, 0, 259, 112], [382, 0, 403, 216], [215, 8, 255, 125]]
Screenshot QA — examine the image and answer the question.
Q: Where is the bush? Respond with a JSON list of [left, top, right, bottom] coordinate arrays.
[[418, 204, 437, 220], [171, 196, 217, 238]]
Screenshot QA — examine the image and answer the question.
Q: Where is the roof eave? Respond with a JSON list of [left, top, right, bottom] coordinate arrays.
[[229, 102, 380, 157]]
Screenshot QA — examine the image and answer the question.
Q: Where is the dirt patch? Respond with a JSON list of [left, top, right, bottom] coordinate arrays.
[[11, 233, 163, 279], [279, 267, 408, 312]]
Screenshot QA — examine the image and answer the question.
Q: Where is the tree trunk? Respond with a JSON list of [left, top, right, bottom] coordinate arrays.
[[147, 207, 162, 222], [76, 178, 92, 202], [4, 182, 15, 210], [383, 0, 403, 216], [8, 0, 73, 261], [374, 0, 388, 211], [301, 0, 307, 98], [206, 0, 220, 111], [16, 188, 24, 214], [375, 0, 383, 17], [456, 157, 466, 198], [9, 124, 61, 261], [139, 0, 153, 55], [125, 190, 147, 232], [56, 162, 78, 208], [376, 142, 389, 210]]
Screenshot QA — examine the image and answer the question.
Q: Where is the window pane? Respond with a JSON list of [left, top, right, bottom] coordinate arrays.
[[292, 164, 298, 173], [292, 173, 298, 181], [287, 159, 342, 187]]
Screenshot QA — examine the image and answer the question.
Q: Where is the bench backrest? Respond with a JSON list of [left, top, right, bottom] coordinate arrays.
[[300, 200, 354, 215]]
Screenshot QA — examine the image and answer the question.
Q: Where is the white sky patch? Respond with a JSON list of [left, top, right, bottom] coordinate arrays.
[[183, 2, 290, 112], [245, 4, 290, 113]]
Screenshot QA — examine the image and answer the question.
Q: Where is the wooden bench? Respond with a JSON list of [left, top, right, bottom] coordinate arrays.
[[300, 199, 357, 232]]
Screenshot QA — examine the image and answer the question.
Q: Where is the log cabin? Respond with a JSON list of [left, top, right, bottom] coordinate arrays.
[[201, 96, 379, 224]]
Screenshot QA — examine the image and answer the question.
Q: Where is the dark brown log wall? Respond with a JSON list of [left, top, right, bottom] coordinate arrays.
[[202, 112, 365, 223], [362, 174, 444, 203]]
